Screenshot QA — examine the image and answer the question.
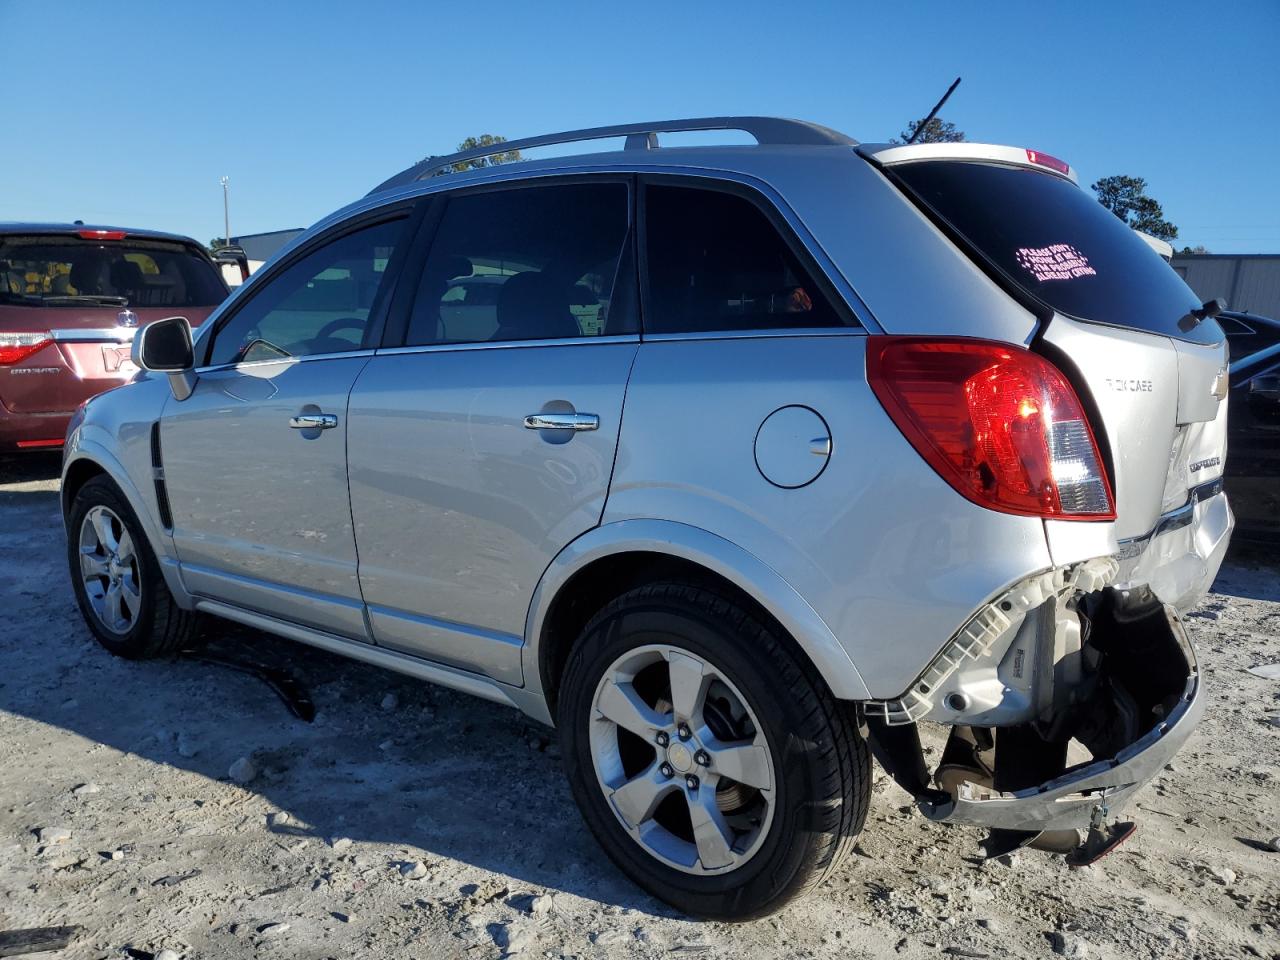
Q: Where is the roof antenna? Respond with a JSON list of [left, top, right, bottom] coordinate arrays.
[[905, 77, 962, 145]]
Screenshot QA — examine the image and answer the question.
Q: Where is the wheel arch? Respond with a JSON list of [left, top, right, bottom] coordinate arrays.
[[524, 519, 870, 719], [61, 441, 193, 609], [61, 455, 108, 520]]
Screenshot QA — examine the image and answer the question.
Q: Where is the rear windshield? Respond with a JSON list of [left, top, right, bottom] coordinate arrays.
[[0, 235, 227, 309], [889, 161, 1215, 344]]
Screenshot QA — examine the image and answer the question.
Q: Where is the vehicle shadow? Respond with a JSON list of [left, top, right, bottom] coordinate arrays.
[[0, 482, 676, 917], [0, 452, 62, 485], [1213, 546, 1280, 603]]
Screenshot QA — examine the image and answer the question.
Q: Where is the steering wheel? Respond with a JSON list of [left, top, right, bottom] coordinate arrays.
[[316, 317, 366, 340]]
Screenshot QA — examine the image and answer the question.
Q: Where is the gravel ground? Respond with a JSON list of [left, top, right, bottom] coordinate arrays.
[[2, 453, 1278, 960]]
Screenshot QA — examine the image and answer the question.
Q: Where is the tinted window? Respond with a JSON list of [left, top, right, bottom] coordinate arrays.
[[208, 218, 404, 365], [891, 161, 1212, 343], [406, 183, 630, 346], [643, 185, 844, 335], [0, 235, 226, 308]]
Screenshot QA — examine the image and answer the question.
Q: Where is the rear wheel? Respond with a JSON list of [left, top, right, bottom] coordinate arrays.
[[67, 476, 198, 658], [558, 582, 869, 919]]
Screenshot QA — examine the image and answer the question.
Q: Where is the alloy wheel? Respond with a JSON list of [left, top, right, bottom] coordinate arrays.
[[588, 644, 776, 875], [78, 505, 142, 635]]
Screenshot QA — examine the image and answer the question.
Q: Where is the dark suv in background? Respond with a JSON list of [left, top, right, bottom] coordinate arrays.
[[0, 223, 228, 452]]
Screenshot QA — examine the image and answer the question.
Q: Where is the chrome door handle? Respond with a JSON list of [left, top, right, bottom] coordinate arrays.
[[290, 413, 338, 430], [523, 412, 599, 432]]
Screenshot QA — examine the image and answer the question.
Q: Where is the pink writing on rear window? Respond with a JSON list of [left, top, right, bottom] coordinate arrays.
[[1014, 244, 1097, 282]]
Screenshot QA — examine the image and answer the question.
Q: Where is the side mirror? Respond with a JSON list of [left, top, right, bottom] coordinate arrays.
[[1247, 373, 1280, 427], [132, 316, 198, 401], [211, 244, 250, 285], [1250, 373, 1280, 399]]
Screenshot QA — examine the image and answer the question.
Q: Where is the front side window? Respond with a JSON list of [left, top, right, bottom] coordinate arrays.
[[642, 184, 844, 335], [208, 218, 404, 365], [405, 182, 631, 346]]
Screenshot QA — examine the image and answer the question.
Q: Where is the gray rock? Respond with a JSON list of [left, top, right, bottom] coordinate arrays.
[[155, 950, 181, 960], [1268, 836, 1280, 853], [257, 922, 290, 938], [267, 811, 291, 828], [71, 782, 100, 797], [330, 836, 353, 852], [176, 734, 199, 758], [37, 826, 71, 844], [510, 892, 553, 915], [590, 929, 631, 946], [493, 921, 537, 955], [228, 756, 257, 784], [1210, 866, 1236, 886], [1048, 931, 1090, 957], [381, 692, 399, 711], [399, 859, 428, 880]]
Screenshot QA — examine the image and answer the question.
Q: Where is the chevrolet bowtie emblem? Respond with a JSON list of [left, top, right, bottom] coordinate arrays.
[[117, 309, 139, 328]]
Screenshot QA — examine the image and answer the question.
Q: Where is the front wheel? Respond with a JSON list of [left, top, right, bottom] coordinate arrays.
[[67, 475, 198, 658], [558, 582, 870, 919]]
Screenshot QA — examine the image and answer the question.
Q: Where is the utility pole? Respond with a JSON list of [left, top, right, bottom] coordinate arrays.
[[220, 176, 231, 248]]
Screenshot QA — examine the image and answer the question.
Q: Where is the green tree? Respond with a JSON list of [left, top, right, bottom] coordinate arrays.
[[1178, 244, 1209, 255], [433, 134, 522, 174], [1090, 175, 1178, 241], [208, 237, 228, 251], [891, 117, 965, 145]]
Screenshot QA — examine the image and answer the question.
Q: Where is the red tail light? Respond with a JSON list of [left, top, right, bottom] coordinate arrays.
[[867, 337, 1115, 520], [77, 229, 126, 240], [0, 333, 52, 365]]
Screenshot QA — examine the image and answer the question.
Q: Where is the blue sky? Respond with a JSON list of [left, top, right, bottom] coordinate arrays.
[[3, 0, 1277, 252]]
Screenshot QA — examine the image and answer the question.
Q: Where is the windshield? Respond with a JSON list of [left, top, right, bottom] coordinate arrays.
[[889, 161, 1216, 344], [0, 235, 227, 308]]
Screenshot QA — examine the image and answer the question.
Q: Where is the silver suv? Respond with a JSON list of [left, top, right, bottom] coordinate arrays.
[[61, 118, 1232, 919]]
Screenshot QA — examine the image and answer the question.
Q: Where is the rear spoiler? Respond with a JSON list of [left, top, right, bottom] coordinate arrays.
[[1134, 231, 1174, 262], [857, 142, 1079, 185]]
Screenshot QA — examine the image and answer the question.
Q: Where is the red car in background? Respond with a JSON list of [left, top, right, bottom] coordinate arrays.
[[1, 223, 229, 451]]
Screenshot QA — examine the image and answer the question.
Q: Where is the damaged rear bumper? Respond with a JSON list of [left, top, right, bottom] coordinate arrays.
[[917, 609, 1204, 833]]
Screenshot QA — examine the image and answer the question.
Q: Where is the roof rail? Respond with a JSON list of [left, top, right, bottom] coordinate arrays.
[[368, 116, 857, 195]]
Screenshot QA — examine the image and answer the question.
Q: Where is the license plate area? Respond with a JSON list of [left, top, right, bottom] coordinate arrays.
[[100, 344, 138, 377]]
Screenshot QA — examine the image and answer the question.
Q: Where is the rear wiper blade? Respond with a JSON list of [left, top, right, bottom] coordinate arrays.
[[1178, 297, 1224, 333], [40, 294, 130, 306]]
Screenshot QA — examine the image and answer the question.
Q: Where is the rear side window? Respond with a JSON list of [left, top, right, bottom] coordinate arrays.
[[642, 184, 844, 335], [405, 182, 631, 346], [207, 218, 404, 365], [890, 161, 1211, 343], [0, 235, 226, 308]]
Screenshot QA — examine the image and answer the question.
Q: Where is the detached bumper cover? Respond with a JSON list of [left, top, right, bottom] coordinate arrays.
[[919, 617, 1204, 833]]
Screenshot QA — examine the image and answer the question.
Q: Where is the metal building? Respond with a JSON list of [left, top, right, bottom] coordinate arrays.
[[231, 228, 305, 272], [1170, 254, 1280, 320]]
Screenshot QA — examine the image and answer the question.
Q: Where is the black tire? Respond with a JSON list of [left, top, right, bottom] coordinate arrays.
[[66, 475, 199, 658], [558, 581, 870, 920]]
